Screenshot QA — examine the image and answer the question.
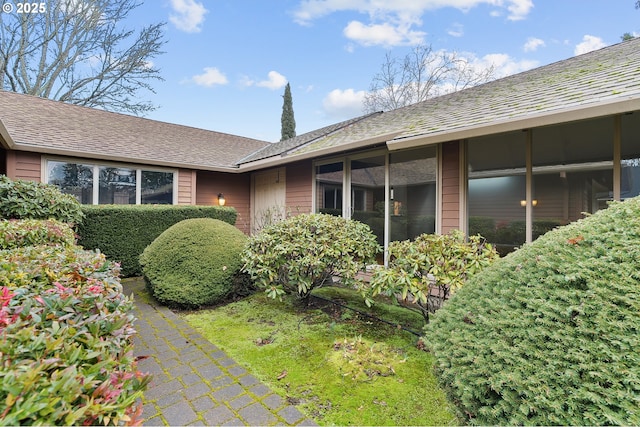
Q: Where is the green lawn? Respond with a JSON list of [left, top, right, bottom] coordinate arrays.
[[181, 287, 458, 426]]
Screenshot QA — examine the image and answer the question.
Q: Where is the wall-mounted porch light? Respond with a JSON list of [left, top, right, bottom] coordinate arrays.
[[218, 193, 226, 206], [520, 199, 538, 207]]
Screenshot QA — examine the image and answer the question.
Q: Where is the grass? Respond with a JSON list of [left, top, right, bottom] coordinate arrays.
[[181, 286, 458, 426]]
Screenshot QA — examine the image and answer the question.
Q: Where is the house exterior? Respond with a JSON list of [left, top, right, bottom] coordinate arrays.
[[2, 38, 640, 257]]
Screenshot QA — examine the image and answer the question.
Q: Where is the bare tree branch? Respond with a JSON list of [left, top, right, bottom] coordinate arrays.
[[363, 44, 496, 113], [0, 0, 166, 115]]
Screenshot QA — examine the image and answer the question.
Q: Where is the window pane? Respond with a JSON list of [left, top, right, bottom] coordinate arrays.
[[142, 170, 173, 204], [47, 161, 93, 204], [389, 147, 437, 241], [99, 167, 136, 204], [532, 118, 613, 235], [316, 162, 343, 215], [351, 155, 386, 245], [468, 132, 526, 255], [622, 113, 640, 200]]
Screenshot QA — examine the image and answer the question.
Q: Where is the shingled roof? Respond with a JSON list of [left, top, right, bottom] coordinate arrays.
[[0, 91, 269, 171], [2, 37, 640, 173], [257, 37, 640, 162]]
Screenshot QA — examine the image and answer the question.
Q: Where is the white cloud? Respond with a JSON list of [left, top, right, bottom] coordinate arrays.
[[243, 71, 288, 90], [343, 20, 425, 47], [292, 1, 533, 47], [322, 88, 366, 119], [505, 0, 533, 21], [447, 22, 464, 37], [523, 37, 545, 52], [189, 67, 228, 87], [169, 0, 208, 33], [574, 35, 607, 56]]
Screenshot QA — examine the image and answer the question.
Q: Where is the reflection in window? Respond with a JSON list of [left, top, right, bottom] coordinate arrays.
[[316, 162, 343, 216], [46, 160, 175, 205], [622, 113, 640, 200], [47, 161, 93, 204], [350, 155, 386, 245], [532, 118, 613, 235], [389, 147, 437, 242], [468, 133, 526, 255], [621, 159, 640, 199], [99, 167, 136, 204], [142, 171, 174, 204]]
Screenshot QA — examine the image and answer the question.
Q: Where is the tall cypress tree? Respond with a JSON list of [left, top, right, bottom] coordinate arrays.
[[280, 83, 296, 141]]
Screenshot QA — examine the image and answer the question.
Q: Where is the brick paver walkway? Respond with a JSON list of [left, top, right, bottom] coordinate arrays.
[[124, 279, 317, 426]]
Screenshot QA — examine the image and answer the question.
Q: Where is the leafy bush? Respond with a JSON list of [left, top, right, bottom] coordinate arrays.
[[140, 218, 247, 308], [242, 213, 381, 300], [77, 204, 238, 277], [0, 219, 76, 249], [362, 230, 498, 323], [0, 175, 84, 224], [428, 198, 640, 425], [0, 245, 149, 426]]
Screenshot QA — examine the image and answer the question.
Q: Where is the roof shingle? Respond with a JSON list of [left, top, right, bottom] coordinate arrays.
[[0, 91, 269, 171]]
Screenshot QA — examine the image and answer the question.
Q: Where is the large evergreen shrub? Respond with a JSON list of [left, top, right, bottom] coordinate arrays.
[[242, 213, 380, 300], [0, 175, 83, 223], [140, 218, 247, 308], [428, 198, 640, 425]]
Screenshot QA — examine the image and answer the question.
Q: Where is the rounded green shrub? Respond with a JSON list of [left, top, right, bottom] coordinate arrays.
[[140, 218, 247, 308], [242, 213, 381, 300], [428, 198, 640, 426], [0, 175, 84, 224]]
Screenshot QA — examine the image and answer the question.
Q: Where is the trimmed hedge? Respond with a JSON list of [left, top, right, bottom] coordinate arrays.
[[0, 175, 84, 224], [140, 218, 247, 308], [0, 243, 149, 425], [428, 198, 640, 425], [0, 219, 76, 249], [77, 205, 238, 277]]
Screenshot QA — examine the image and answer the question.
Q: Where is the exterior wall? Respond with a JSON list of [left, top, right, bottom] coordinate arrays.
[[177, 169, 196, 204], [441, 141, 461, 234], [6, 150, 41, 181], [196, 170, 251, 234], [285, 160, 312, 214]]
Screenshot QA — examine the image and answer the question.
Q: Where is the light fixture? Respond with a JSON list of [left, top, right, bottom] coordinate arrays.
[[217, 193, 226, 206], [520, 199, 538, 207]]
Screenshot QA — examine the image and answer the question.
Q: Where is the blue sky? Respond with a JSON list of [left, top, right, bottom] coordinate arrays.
[[129, 1, 640, 142]]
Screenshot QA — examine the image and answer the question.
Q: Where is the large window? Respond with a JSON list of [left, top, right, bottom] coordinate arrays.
[[468, 132, 526, 255], [467, 115, 638, 254], [532, 118, 613, 231], [99, 167, 136, 204], [46, 159, 176, 205], [314, 149, 439, 263], [47, 161, 94, 204], [350, 155, 386, 245], [315, 162, 344, 215], [389, 147, 437, 241], [622, 113, 640, 200]]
